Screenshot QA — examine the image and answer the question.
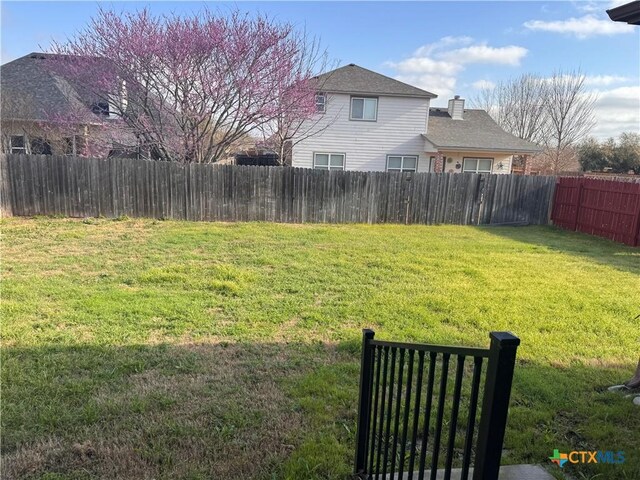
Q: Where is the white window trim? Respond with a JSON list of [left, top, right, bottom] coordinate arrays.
[[101, 79, 128, 120], [462, 157, 494, 174], [315, 93, 326, 114], [386, 155, 419, 172], [313, 152, 346, 171], [350, 96, 378, 121], [429, 156, 436, 173], [9, 135, 27, 154], [107, 96, 118, 119]]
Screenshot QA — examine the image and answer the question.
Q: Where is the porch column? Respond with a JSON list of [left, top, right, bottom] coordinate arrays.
[[434, 152, 445, 173], [523, 155, 533, 175]]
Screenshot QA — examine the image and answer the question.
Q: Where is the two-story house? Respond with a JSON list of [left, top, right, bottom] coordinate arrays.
[[292, 64, 540, 174]]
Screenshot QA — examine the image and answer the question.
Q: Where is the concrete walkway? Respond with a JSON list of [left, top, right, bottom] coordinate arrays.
[[386, 464, 555, 479]]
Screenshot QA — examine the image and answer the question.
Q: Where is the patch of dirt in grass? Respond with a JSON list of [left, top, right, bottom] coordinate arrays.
[[1, 218, 156, 259], [2, 342, 306, 480], [580, 358, 631, 369], [274, 316, 301, 342], [2, 436, 157, 480]]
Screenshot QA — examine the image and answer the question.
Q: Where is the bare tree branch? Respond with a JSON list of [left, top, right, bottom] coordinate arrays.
[[471, 70, 597, 174], [47, 7, 324, 164]]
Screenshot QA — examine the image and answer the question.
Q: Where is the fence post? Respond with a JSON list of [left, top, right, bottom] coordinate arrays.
[[547, 177, 556, 226], [354, 328, 375, 477], [573, 180, 583, 231], [472, 331, 520, 480], [631, 194, 640, 247], [0, 154, 13, 218], [473, 174, 485, 225]]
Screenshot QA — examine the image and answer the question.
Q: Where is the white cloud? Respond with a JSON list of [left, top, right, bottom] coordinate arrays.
[[540, 4, 554, 14], [396, 74, 457, 100], [591, 86, 640, 139], [471, 80, 496, 90], [608, 0, 631, 7], [572, 1, 632, 14], [572, 1, 604, 13], [391, 57, 462, 76], [583, 75, 630, 86], [541, 73, 631, 86], [524, 14, 635, 39], [439, 45, 527, 66], [413, 36, 474, 57], [386, 37, 527, 100]]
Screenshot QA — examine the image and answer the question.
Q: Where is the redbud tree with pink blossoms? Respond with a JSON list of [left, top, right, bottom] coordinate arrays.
[[49, 8, 328, 163]]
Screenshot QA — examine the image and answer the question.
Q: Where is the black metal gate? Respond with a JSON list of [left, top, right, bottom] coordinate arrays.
[[354, 329, 520, 480]]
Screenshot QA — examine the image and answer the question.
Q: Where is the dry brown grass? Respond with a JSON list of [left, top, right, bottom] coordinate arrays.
[[2, 342, 307, 480]]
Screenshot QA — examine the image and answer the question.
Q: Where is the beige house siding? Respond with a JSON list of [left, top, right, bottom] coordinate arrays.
[[1, 120, 113, 157], [1, 121, 60, 154], [440, 151, 513, 175], [292, 93, 433, 172]]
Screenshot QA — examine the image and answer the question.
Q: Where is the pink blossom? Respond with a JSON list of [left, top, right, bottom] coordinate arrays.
[[46, 7, 323, 163]]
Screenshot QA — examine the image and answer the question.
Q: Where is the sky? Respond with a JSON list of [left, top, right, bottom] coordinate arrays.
[[1, 1, 639, 139]]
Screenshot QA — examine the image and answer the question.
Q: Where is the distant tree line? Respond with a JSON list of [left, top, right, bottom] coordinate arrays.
[[578, 133, 640, 174]]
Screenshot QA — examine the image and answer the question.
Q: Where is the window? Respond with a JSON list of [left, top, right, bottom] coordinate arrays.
[[91, 101, 110, 117], [387, 155, 418, 172], [62, 136, 87, 156], [9, 135, 26, 154], [30, 138, 52, 155], [314, 152, 345, 170], [350, 97, 377, 121], [463, 157, 493, 174], [63, 136, 82, 156], [315, 93, 326, 113]]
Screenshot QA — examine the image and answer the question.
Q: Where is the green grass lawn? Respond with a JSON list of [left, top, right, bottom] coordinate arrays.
[[2, 217, 639, 480]]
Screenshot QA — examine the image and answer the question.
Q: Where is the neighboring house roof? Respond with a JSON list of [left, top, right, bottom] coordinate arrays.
[[424, 108, 542, 154], [606, 0, 640, 25], [1, 52, 99, 122], [314, 63, 437, 99]]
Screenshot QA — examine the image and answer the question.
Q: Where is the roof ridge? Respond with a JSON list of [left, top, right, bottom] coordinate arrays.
[[425, 107, 541, 153], [315, 63, 437, 98], [430, 107, 486, 111]]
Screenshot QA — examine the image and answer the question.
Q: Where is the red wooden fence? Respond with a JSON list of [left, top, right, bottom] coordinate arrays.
[[551, 177, 640, 246]]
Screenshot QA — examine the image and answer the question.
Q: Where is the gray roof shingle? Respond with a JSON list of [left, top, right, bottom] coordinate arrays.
[[425, 108, 542, 153], [314, 64, 437, 98], [1, 52, 95, 122]]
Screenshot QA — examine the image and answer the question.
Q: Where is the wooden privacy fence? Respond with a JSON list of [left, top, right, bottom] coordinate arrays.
[[0, 154, 556, 226], [551, 177, 640, 246]]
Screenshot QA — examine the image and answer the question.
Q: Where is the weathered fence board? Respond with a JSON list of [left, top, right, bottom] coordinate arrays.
[[0, 154, 556, 226]]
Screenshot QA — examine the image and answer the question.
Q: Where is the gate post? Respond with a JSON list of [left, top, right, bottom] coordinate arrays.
[[354, 328, 375, 477], [472, 332, 520, 480]]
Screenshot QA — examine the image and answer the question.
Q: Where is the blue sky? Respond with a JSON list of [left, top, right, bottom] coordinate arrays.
[[2, 1, 639, 138]]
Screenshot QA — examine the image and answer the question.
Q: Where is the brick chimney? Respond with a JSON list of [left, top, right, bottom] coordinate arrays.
[[447, 95, 464, 120]]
